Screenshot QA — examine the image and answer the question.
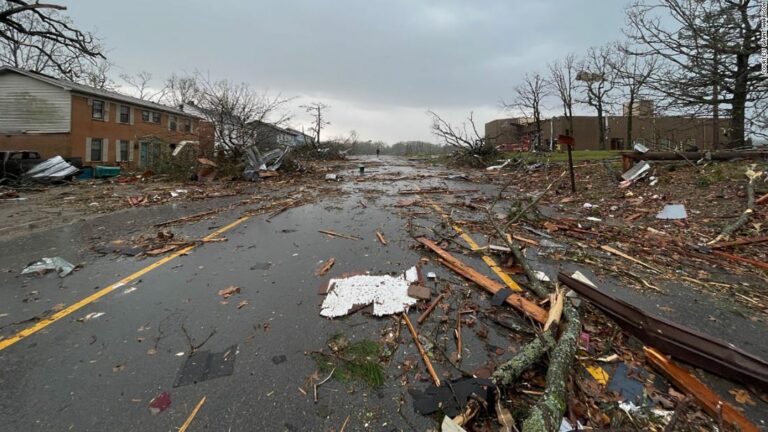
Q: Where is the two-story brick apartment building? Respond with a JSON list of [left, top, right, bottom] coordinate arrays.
[[0, 67, 213, 169]]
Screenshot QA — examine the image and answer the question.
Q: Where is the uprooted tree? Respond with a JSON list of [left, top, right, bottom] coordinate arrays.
[[0, 0, 103, 79], [428, 110, 497, 166], [196, 73, 292, 160]]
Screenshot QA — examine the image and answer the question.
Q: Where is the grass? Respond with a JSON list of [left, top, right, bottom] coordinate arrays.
[[312, 337, 385, 388], [500, 150, 623, 162]]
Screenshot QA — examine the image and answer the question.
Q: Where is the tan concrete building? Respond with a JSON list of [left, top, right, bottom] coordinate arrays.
[[486, 113, 729, 151], [0, 67, 213, 168]]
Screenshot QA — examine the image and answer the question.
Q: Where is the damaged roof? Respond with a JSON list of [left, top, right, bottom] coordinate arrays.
[[0, 66, 196, 118]]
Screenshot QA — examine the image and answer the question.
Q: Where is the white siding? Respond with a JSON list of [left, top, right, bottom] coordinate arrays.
[[0, 73, 71, 133]]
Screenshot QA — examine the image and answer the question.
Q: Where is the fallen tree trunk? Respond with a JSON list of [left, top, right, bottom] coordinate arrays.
[[522, 302, 581, 432]]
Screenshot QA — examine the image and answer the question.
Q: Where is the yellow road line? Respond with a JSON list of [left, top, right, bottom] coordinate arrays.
[[425, 197, 611, 383], [426, 200, 522, 292], [0, 216, 250, 352], [179, 396, 207, 432]]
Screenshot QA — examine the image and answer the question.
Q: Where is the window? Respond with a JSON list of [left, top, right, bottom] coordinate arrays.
[[92, 100, 105, 120], [169, 115, 177, 131], [118, 140, 130, 162], [91, 138, 103, 162], [183, 118, 192, 133], [119, 105, 130, 123], [142, 110, 161, 123]]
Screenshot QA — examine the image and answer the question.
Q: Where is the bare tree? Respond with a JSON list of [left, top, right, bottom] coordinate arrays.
[[196, 73, 292, 159], [120, 70, 164, 101], [0, 1, 102, 78], [79, 57, 116, 90], [162, 73, 202, 107], [626, 0, 766, 148], [506, 73, 549, 151], [610, 43, 658, 148], [300, 102, 329, 147], [548, 54, 579, 138], [428, 110, 495, 160], [577, 45, 618, 150]]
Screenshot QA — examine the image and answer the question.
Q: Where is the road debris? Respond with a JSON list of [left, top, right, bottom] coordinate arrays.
[[218, 286, 241, 298], [174, 345, 238, 387], [148, 391, 171, 415], [375, 230, 387, 245], [320, 267, 419, 317], [318, 229, 361, 240], [315, 258, 335, 276], [656, 204, 687, 220], [402, 313, 441, 386], [21, 257, 76, 277]]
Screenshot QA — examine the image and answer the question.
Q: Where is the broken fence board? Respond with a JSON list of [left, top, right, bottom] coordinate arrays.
[[416, 237, 548, 324]]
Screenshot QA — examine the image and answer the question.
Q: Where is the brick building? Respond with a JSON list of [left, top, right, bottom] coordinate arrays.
[[486, 109, 730, 151], [0, 67, 213, 168]]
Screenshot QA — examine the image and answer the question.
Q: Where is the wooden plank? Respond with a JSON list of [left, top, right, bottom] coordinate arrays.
[[601, 245, 661, 273], [712, 250, 768, 271], [644, 347, 758, 432], [710, 236, 768, 249], [416, 237, 548, 324], [318, 229, 361, 241], [403, 313, 441, 386], [375, 230, 388, 245], [417, 293, 445, 324]]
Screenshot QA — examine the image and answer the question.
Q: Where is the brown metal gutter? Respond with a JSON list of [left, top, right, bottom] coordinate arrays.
[[558, 272, 768, 391]]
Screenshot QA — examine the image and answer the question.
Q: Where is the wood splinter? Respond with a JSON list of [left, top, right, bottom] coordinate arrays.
[[375, 230, 388, 245]]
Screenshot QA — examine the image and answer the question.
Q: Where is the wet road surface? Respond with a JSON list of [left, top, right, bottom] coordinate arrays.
[[0, 155, 766, 430]]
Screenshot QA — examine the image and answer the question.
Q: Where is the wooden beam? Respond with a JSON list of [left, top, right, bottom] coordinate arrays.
[[416, 237, 548, 324], [644, 347, 758, 432], [711, 250, 768, 271]]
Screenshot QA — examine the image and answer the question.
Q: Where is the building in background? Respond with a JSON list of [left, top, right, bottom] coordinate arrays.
[[486, 100, 730, 151], [0, 67, 213, 169]]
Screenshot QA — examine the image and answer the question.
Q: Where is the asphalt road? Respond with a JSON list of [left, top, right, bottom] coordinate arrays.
[[0, 156, 467, 431], [1, 155, 766, 431]]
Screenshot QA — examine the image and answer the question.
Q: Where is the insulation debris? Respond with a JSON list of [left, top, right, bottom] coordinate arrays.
[[320, 266, 419, 317]]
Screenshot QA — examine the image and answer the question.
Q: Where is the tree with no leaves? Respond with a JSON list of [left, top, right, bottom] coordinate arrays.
[[626, 0, 766, 148], [548, 54, 579, 138], [577, 45, 618, 150], [196, 73, 292, 159], [610, 42, 658, 149], [428, 110, 495, 164], [506, 73, 549, 151], [0, 1, 102, 78], [120, 70, 165, 102], [300, 102, 329, 148]]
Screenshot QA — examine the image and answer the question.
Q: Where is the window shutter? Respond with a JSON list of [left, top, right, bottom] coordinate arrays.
[[129, 107, 135, 125], [87, 98, 93, 107], [85, 138, 92, 162], [102, 138, 109, 162], [104, 102, 110, 122], [115, 141, 121, 162], [129, 140, 135, 162], [168, 115, 172, 130]]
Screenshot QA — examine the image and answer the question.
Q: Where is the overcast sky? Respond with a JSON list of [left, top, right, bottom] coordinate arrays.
[[66, 0, 628, 143]]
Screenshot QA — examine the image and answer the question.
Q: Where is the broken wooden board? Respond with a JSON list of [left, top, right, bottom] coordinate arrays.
[[315, 258, 335, 276], [711, 250, 768, 271], [318, 229, 362, 241], [416, 237, 547, 324], [407, 284, 431, 300], [644, 347, 758, 432]]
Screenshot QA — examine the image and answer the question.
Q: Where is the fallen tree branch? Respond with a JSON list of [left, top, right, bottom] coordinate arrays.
[[492, 328, 556, 386], [709, 166, 762, 244], [504, 171, 567, 230], [522, 302, 581, 432]]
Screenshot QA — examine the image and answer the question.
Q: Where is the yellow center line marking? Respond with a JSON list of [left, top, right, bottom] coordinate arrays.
[[0, 216, 251, 353], [179, 396, 207, 432], [425, 195, 611, 383], [425, 200, 522, 292]]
